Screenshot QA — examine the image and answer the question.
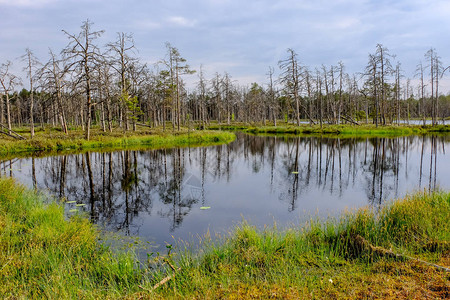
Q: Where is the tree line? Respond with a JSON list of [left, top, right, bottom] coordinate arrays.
[[1, 20, 449, 140]]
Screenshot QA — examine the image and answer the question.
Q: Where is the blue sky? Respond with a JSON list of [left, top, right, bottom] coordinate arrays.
[[1, 0, 449, 93]]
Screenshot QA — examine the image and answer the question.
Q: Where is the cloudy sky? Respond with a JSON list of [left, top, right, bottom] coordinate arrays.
[[1, 0, 449, 92]]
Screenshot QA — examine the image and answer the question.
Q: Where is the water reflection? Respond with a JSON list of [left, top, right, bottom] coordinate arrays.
[[1, 134, 449, 250]]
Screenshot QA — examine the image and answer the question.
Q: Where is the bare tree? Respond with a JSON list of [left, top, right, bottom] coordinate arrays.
[[21, 48, 41, 137], [62, 20, 104, 140], [415, 61, 426, 125], [222, 72, 233, 125], [127, 61, 147, 131], [337, 61, 345, 124], [315, 68, 324, 128], [40, 50, 69, 134], [394, 62, 402, 124], [279, 49, 302, 126], [107, 32, 137, 131], [364, 54, 379, 126], [375, 44, 393, 125], [266, 66, 278, 126], [164, 43, 195, 131], [154, 69, 173, 131], [425, 48, 443, 126], [0, 61, 22, 134], [211, 73, 223, 124], [321, 64, 330, 125], [197, 66, 208, 128]]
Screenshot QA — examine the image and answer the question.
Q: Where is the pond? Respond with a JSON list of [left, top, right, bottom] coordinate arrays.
[[2, 133, 449, 253]]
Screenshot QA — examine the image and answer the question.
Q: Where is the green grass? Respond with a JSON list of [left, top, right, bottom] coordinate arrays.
[[0, 177, 449, 298], [0, 127, 236, 157], [0, 177, 149, 298], [204, 123, 450, 137]]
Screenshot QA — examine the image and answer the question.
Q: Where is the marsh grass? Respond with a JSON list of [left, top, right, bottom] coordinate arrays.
[[0, 177, 153, 298], [0, 126, 236, 157], [205, 123, 450, 137], [0, 177, 448, 298]]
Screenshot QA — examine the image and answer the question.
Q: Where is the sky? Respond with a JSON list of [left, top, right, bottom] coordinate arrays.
[[1, 0, 450, 93]]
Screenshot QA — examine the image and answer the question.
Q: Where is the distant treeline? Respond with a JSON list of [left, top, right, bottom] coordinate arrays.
[[1, 20, 449, 139]]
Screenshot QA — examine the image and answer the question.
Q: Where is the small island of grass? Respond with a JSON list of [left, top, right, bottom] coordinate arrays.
[[0, 126, 236, 158]]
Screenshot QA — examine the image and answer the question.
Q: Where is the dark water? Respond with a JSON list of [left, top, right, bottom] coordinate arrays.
[[2, 134, 449, 253]]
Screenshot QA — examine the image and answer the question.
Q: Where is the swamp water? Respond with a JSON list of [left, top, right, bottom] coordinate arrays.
[[2, 134, 449, 253]]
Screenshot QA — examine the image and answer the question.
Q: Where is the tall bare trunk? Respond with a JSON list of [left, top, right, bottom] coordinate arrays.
[[5, 93, 11, 134]]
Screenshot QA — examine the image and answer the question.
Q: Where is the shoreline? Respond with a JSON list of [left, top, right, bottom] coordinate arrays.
[[203, 123, 450, 136]]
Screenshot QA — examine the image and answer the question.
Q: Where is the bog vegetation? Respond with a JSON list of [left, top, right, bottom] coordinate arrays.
[[0, 20, 449, 142], [0, 177, 448, 298], [0, 126, 235, 156]]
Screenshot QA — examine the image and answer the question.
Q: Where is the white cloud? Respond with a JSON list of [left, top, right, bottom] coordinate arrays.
[[167, 16, 197, 27]]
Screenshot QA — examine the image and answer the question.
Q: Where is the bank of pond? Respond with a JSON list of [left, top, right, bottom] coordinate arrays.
[[0, 177, 448, 298]]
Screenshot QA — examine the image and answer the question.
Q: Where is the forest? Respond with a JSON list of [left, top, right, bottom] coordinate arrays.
[[1, 20, 449, 140]]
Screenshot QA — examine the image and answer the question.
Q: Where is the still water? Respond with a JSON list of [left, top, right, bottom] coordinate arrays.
[[2, 134, 449, 252]]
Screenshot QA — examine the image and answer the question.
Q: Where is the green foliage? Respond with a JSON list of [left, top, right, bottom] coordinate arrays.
[[355, 110, 367, 121], [121, 91, 142, 122]]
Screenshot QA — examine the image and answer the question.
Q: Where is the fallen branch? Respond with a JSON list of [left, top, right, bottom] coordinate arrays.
[[0, 124, 26, 140], [355, 235, 450, 272], [152, 269, 181, 290], [165, 259, 178, 272], [138, 285, 151, 292], [304, 112, 316, 125], [341, 115, 360, 126], [0, 130, 19, 139], [138, 265, 182, 292], [136, 123, 153, 129]]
